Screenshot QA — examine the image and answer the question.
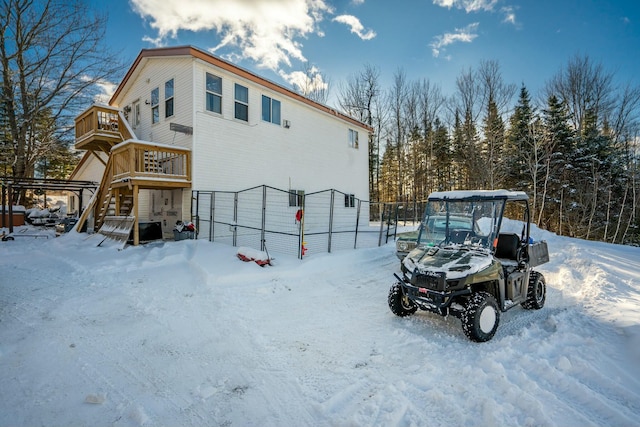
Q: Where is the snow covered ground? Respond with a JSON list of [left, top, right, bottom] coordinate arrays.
[[1, 225, 639, 427]]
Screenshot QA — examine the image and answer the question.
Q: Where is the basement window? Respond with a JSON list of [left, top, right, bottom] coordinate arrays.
[[344, 194, 355, 208], [289, 189, 304, 207]]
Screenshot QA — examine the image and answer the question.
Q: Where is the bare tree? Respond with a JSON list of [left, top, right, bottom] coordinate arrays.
[[448, 66, 482, 124], [291, 62, 331, 105], [0, 0, 126, 181], [337, 63, 383, 200], [545, 54, 614, 134], [417, 79, 445, 195], [388, 69, 409, 198], [477, 60, 516, 117]]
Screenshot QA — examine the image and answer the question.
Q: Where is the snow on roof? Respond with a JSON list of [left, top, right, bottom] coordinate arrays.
[[428, 189, 529, 201], [110, 139, 191, 152]]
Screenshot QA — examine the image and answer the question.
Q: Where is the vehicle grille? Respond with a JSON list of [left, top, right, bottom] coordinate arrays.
[[410, 271, 446, 291]]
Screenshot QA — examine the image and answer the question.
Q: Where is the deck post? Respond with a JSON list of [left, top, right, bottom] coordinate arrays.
[[133, 184, 139, 246]]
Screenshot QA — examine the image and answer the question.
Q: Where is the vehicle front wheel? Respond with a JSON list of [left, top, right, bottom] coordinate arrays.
[[462, 291, 500, 342], [388, 283, 417, 317], [521, 272, 546, 310]]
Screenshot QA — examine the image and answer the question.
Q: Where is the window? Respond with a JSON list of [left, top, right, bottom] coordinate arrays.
[[289, 189, 304, 207], [234, 83, 248, 121], [344, 194, 355, 208], [261, 95, 281, 125], [206, 73, 222, 114], [132, 100, 140, 128], [165, 79, 174, 118], [151, 87, 159, 124], [348, 129, 359, 149]]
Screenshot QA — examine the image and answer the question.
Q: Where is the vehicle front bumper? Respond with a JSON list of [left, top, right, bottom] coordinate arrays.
[[393, 273, 471, 316]]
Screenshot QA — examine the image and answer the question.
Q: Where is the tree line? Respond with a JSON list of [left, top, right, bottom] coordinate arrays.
[[2, 1, 639, 245], [337, 58, 640, 245]]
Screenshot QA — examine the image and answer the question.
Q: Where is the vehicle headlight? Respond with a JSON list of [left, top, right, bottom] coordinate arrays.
[[397, 241, 408, 251]]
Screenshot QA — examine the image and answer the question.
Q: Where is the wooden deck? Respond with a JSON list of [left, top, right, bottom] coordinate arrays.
[[75, 105, 133, 153], [74, 105, 192, 245]]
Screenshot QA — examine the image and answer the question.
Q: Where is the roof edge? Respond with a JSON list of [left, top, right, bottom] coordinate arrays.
[[109, 46, 373, 132]]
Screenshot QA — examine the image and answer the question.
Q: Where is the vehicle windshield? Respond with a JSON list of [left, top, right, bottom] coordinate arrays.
[[416, 198, 505, 250]]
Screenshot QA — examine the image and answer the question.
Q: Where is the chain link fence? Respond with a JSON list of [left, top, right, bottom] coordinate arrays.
[[191, 186, 401, 258]]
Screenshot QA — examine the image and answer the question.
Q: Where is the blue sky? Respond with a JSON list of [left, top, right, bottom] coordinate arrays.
[[91, 0, 640, 105]]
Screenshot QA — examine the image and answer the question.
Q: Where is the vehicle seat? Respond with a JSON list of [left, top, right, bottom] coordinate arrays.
[[495, 233, 520, 261]]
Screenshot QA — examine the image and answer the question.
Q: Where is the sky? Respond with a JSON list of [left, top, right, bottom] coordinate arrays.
[[91, 0, 640, 107]]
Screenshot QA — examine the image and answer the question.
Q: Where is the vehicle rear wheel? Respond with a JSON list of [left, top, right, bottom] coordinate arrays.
[[388, 283, 417, 317], [521, 272, 546, 310], [462, 291, 500, 342]]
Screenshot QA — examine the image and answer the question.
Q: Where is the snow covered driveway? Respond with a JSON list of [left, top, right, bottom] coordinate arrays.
[[1, 230, 639, 426]]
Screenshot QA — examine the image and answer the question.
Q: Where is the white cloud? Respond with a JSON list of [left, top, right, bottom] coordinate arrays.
[[433, 0, 498, 13], [429, 22, 479, 58], [130, 0, 333, 70], [433, 0, 518, 26], [81, 75, 117, 103], [501, 6, 519, 26], [279, 66, 329, 95], [332, 15, 376, 40]]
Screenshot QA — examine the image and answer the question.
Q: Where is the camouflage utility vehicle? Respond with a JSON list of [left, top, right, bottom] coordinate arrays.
[[389, 190, 549, 342]]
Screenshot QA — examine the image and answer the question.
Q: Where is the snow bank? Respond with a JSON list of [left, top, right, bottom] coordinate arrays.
[[1, 228, 639, 426]]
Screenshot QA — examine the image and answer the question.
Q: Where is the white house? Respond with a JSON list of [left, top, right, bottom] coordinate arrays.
[[72, 46, 372, 245]]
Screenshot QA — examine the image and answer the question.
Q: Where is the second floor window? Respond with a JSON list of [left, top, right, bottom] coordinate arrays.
[[261, 95, 281, 125], [235, 83, 248, 122], [348, 129, 359, 149], [206, 73, 222, 114], [151, 87, 159, 124], [165, 79, 174, 118], [132, 100, 140, 128]]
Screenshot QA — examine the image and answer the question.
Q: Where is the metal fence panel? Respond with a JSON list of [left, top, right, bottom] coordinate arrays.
[[191, 186, 414, 258]]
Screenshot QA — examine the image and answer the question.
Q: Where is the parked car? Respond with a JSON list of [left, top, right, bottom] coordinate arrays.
[[395, 229, 421, 261]]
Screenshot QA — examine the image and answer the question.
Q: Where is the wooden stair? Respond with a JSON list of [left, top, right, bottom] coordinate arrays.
[[74, 105, 192, 245]]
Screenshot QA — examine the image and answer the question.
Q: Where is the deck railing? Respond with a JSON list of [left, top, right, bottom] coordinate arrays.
[[111, 141, 191, 182], [75, 105, 133, 148]]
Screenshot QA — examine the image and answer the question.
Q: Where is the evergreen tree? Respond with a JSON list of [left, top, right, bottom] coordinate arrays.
[[463, 108, 483, 188], [379, 140, 400, 202], [432, 117, 452, 191], [572, 105, 624, 240], [482, 97, 505, 189], [451, 110, 466, 188], [504, 85, 536, 191], [539, 95, 575, 234]]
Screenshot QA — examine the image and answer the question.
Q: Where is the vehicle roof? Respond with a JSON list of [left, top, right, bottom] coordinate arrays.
[[428, 189, 529, 201]]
